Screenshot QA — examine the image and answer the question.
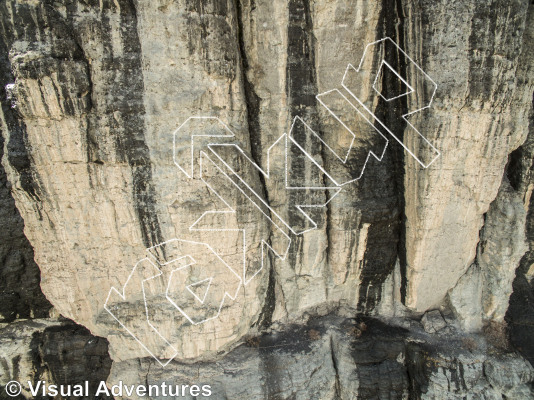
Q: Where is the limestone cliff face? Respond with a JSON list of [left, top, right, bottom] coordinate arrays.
[[1, 0, 534, 398]]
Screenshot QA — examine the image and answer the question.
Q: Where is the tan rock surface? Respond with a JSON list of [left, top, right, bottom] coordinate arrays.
[[0, 0, 532, 368]]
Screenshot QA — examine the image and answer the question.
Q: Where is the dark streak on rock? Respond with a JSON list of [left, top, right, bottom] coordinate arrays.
[[30, 319, 113, 400], [329, 335, 341, 399], [11, 355, 21, 382], [0, 2, 41, 202], [234, 0, 276, 329], [394, 0, 409, 306], [506, 93, 534, 366], [466, 1, 528, 110], [68, 0, 164, 249], [286, 0, 322, 268], [356, 0, 405, 312], [254, 251, 277, 329], [234, 0, 263, 170], [56, 0, 164, 249], [115, 0, 164, 249], [184, 0, 237, 79], [4, 116, 40, 204], [0, 1, 52, 322], [503, 1, 534, 367]]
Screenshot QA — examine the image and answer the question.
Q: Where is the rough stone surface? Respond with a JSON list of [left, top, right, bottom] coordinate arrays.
[[0, 319, 58, 395], [421, 310, 447, 334], [449, 264, 484, 332], [479, 179, 528, 323], [402, 0, 533, 312], [0, 0, 533, 398], [0, 114, 51, 322], [506, 1, 534, 370], [3, 316, 532, 399], [449, 177, 528, 332], [0, 318, 112, 400], [1, 0, 532, 363], [107, 316, 534, 400], [484, 354, 534, 397]]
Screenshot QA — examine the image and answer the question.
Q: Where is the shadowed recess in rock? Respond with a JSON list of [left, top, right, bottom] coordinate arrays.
[[30, 319, 113, 400], [285, 0, 325, 268], [0, 1, 52, 322], [0, 1, 42, 202], [356, 0, 405, 313], [506, 94, 534, 367]]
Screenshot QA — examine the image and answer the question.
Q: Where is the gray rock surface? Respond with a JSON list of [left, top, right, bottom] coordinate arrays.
[[1, 0, 532, 362], [449, 177, 528, 332], [421, 310, 447, 334], [484, 354, 534, 397], [0, 318, 112, 400], [107, 316, 534, 399], [0, 0, 533, 399], [506, 1, 534, 370]]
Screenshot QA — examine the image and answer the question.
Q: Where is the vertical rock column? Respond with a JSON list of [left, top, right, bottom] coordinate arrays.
[[402, 0, 532, 312], [0, 0, 271, 362]]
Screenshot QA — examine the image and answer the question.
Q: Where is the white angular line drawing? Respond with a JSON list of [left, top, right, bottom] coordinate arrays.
[[186, 277, 213, 304], [172, 116, 235, 179], [206, 130, 342, 236], [341, 37, 440, 168], [160, 239, 242, 325], [196, 150, 291, 285], [315, 89, 389, 184], [104, 257, 179, 366], [104, 239, 243, 366], [372, 59, 415, 102], [104, 37, 440, 365]]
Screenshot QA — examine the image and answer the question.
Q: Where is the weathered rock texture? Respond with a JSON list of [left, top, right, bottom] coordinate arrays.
[[506, 2, 534, 367], [1, 0, 534, 398], [109, 316, 534, 400], [0, 106, 51, 322], [449, 177, 528, 332], [0, 318, 112, 400], [402, 0, 532, 312]]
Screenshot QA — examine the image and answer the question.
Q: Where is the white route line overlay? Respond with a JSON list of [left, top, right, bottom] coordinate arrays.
[[104, 257, 178, 367], [341, 36, 440, 168], [160, 239, 242, 325], [104, 36, 440, 365], [195, 154, 291, 285], [104, 239, 243, 367]]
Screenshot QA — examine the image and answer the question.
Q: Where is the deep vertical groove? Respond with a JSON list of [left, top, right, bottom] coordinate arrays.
[[356, 0, 406, 312], [234, 0, 263, 169], [394, 0, 409, 305], [330, 335, 342, 398], [233, 0, 270, 207], [286, 0, 322, 268], [233, 0, 276, 328]]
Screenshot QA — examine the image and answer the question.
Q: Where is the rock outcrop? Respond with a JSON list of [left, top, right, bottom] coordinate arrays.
[[0, 318, 112, 400], [1, 0, 533, 398], [0, 104, 51, 322]]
